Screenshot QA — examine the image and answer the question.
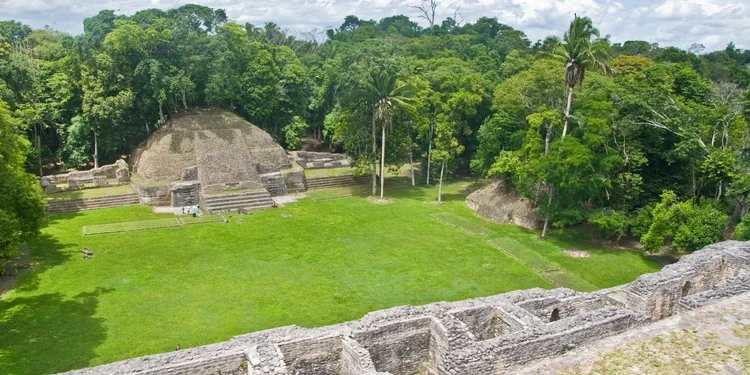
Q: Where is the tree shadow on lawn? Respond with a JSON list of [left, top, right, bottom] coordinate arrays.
[[13, 232, 76, 294], [0, 287, 112, 375], [1, 211, 80, 295]]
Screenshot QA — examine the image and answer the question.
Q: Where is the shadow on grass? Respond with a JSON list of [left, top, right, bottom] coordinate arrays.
[[1, 209, 81, 295], [14, 232, 76, 294], [46, 189, 85, 201], [0, 287, 112, 375]]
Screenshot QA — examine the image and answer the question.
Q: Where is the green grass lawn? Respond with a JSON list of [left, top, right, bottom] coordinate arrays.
[[0, 179, 662, 375]]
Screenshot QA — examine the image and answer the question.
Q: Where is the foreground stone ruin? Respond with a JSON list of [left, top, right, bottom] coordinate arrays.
[[60, 240, 750, 375]]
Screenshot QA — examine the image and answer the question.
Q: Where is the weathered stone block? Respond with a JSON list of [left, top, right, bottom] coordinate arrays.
[[182, 166, 198, 181], [93, 176, 109, 187], [116, 168, 130, 183], [68, 178, 84, 189], [171, 182, 200, 207]]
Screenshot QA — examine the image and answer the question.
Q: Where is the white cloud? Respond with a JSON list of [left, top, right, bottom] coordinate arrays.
[[0, 0, 748, 51]]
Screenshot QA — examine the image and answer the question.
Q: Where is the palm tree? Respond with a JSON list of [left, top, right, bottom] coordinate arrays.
[[550, 14, 613, 138], [357, 67, 417, 199]]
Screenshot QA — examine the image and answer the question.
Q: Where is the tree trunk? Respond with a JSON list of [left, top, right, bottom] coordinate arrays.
[[426, 118, 435, 185], [372, 113, 377, 196], [438, 160, 445, 203], [181, 92, 188, 110], [723, 127, 729, 150], [93, 130, 99, 169], [545, 123, 552, 155], [34, 124, 42, 176], [691, 163, 698, 204], [541, 186, 554, 238], [380, 123, 386, 200], [159, 102, 165, 124], [409, 150, 415, 186], [563, 87, 573, 138], [145, 120, 150, 136]]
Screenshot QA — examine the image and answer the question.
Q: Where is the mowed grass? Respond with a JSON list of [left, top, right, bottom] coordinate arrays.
[[0, 179, 662, 374], [82, 215, 225, 235], [488, 238, 597, 291], [431, 212, 491, 235]]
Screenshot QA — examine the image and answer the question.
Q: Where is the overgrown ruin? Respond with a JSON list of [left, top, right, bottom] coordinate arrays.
[[59, 240, 750, 375]]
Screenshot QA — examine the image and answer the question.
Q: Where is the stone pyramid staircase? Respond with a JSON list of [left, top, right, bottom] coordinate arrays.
[[201, 189, 274, 213], [306, 175, 370, 190], [46, 193, 140, 213]]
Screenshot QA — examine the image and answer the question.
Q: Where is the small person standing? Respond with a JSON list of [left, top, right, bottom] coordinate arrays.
[[192, 205, 197, 217]]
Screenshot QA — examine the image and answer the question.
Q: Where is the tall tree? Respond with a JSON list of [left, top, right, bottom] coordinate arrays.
[[549, 15, 613, 138], [356, 66, 417, 198], [0, 100, 45, 271]]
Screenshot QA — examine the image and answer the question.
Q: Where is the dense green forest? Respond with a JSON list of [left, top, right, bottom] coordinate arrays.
[[1, 4, 750, 265]]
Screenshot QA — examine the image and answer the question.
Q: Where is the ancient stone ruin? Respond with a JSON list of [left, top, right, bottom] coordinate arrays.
[[40, 159, 131, 194], [41, 108, 370, 214], [126, 108, 366, 213], [466, 180, 541, 230], [129, 108, 299, 212], [59, 240, 750, 375]]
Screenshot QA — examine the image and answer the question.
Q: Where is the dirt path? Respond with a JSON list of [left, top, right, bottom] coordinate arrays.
[[518, 292, 750, 375]]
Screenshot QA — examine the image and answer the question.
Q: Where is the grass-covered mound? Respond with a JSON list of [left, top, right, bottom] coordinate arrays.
[[0, 180, 661, 374]]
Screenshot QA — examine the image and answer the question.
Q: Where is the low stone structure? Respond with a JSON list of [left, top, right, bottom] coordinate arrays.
[[59, 240, 750, 375], [466, 180, 541, 230], [41, 160, 130, 193], [296, 151, 351, 169]]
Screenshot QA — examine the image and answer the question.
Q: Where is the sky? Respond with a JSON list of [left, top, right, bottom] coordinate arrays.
[[0, 0, 748, 52]]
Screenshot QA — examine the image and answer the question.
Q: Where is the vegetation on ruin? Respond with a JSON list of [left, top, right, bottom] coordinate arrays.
[[0, 180, 661, 375]]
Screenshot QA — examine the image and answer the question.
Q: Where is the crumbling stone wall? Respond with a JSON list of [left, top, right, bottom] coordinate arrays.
[[41, 160, 130, 193], [130, 181, 171, 206], [295, 151, 350, 169], [58, 241, 750, 375], [171, 182, 200, 206]]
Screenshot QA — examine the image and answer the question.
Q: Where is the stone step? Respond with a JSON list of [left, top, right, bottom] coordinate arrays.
[[306, 176, 369, 190], [204, 201, 272, 213], [204, 198, 273, 209], [47, 203, 139, 213], [203, 193, 272, 205], [47, 197, 139, 208], [201, 190, 274, 213], [47, 193, 138, 205], [46, 195, 140, 213], [48, 201, 139, 210], [307, 175, 364, 182], [202, 189, 269, 200], [307, 178, 368, 186], [307, 180, 365, 187], [47, 193, 137, 204]]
